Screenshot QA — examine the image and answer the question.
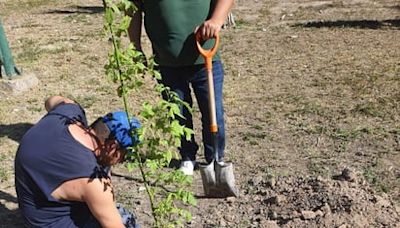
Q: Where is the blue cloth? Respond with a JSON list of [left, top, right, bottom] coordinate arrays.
[[83, 204, 139, 228], [159, 60, 225, 163], [102, 111, 141, 149], [15, 103, 107, 227]]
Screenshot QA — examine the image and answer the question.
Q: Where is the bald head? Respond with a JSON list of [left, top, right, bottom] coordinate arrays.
[[45, 96, 75, 111]]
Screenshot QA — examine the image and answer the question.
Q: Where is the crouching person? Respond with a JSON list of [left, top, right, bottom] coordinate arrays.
[[15, 96, 140, 228]]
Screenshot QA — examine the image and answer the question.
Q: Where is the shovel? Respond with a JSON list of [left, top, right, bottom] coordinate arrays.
[[196, 32, 239, 198]]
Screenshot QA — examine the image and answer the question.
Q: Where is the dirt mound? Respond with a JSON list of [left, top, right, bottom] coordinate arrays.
[[197, 169, 400, 227]]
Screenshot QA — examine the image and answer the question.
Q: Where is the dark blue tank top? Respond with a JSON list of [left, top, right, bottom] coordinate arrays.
[[15, 103, 104, 227]]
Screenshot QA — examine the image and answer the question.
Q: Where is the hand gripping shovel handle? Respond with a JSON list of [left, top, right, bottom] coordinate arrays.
[[196, 32, 220, 161], [195, 32, 220, 74]]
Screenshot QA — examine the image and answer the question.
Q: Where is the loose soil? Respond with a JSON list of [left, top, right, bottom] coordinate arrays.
[[0, 0, 399, 227]]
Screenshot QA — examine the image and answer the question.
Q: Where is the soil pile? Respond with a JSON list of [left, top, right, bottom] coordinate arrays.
[[197, 169, 400, 227]]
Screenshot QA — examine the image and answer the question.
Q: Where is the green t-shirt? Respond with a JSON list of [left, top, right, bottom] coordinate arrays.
[[143, 0, 220, 67]]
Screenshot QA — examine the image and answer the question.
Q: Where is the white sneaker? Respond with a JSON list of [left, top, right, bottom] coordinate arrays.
[[179, 160, 195, 176]]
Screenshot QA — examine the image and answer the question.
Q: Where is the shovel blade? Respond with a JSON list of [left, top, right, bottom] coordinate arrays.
[[199, 162, 217, 196], [199, 161, 239, 198]]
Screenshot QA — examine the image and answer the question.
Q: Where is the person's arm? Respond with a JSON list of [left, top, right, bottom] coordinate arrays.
[[52, 177, 124, 228], [128, 0, 143, 51], [44, 95, 75, 112], [196, 0, 234, 40]]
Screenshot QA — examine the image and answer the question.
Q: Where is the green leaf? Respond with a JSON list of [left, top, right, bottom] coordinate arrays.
[[170, 103, 181, 116], [141, 102, 155, 118], [119, 16, 131, 31], [164, 150, 173, 164], [184, 127, 194, 141], [105, 8, 113, 25], [126, 162, 137, 172], [186, 192, 197, 205], [146, 159, 158, 171], [111, 4, 121, 14], [122, 0, 134, 11], [170, 120, 184, 136]]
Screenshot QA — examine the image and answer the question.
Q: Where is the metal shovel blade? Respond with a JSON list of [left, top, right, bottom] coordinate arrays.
[[199, 161, 239, 198]]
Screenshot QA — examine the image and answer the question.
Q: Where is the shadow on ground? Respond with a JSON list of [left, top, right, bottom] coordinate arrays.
[[294, 19, 400, 29], [0, 123, 33, 143], [44, 6, 104, 15], [0, 190, 23, 228]]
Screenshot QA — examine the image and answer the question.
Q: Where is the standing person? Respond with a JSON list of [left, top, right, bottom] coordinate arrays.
[[128, 0, 234, 175], [15, 96, 140, 228]]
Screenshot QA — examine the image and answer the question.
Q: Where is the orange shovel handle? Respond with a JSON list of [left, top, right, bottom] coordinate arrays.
[[195, 32, 220, 134], [195, 32, 220, 70]]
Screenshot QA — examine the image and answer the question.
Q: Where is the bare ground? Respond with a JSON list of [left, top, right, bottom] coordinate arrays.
[[0, 0, 400, 227]]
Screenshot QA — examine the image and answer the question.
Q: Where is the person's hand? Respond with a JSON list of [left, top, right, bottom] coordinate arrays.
[[195, 19, 223, 41]]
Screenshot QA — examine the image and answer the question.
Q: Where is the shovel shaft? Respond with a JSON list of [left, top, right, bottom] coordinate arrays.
[[207, 68, 218, 134]]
